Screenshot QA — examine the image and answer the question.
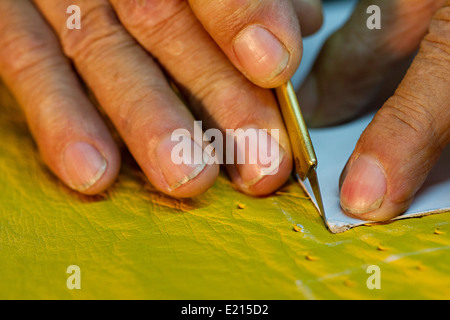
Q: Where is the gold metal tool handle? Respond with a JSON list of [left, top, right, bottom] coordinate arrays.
[[275, 81, 317, 181]]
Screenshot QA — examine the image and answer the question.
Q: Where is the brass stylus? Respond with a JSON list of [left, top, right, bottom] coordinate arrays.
[[275, 81, 328, 228]]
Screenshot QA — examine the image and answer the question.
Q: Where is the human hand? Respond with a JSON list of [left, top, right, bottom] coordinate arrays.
[[298, 0, 449, 221], [0, 0, 323, 198]]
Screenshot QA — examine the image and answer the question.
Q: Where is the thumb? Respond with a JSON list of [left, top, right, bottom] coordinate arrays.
[[339, 2, 450, 221]]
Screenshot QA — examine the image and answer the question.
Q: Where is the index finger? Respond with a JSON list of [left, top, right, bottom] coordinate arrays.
[[188, 0, 303, 88]]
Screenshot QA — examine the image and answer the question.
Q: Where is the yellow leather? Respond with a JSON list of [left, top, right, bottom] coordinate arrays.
[[1, 83, 449, 299]]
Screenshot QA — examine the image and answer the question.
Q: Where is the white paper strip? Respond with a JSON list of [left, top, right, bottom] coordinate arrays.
[[302, 113, 450, 233], [292, 0, 450, 233]]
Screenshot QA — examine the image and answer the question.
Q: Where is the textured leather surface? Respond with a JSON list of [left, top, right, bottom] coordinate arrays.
[[1, 83, 449, 299]]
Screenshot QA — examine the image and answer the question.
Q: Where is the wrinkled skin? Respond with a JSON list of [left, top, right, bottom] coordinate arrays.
[[0, 0, 448, 222]]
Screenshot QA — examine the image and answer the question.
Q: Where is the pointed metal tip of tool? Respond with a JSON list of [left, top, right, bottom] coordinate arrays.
[[307, 168, 330, 230]]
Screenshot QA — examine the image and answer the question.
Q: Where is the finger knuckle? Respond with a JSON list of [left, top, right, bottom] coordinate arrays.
[[193, 72, 269, 130], [378, 94, 439, 148], [60, 3, 125, 61], [423, 5, 450, 53], [0, 29, 57, 83], [31, 92, 77, 144], [115, 0, 185, 34], [430, 3, 450, 33], [114, 84, 169, 135], [199, 0, 257, 34]]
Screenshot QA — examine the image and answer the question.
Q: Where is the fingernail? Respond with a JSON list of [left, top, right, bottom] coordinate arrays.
[[234, 127, 284, 187], [233, 25, 290, 82], [63, 142, 107, 192], [157, 134, 208, 191], [340, 155, 387, 215]]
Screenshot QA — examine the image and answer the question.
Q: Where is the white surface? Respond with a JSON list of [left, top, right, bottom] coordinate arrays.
[[306, 113, 450, 233], [292, 0, 450, 233]]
